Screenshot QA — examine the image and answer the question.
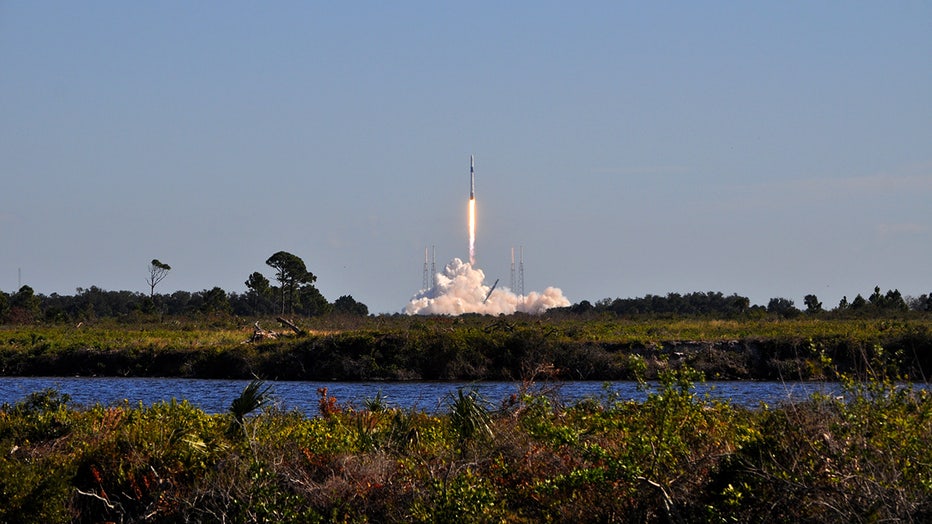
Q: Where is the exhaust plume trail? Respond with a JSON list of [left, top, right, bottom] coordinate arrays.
[[468, 155, 476, 266], [468, 199, 476, 266]]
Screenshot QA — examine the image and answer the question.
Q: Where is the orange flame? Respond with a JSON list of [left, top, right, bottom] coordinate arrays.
[[468, 198, 476, 266]]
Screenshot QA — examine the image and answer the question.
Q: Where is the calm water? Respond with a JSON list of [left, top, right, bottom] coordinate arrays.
[[0, 377, 842, 415]]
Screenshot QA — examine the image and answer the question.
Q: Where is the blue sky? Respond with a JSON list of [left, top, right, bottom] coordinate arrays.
[[2, 2, 930, 314]]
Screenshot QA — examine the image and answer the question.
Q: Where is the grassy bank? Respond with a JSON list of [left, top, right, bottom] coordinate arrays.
[[2, 370, 931, 522], [2, 316, 931, 381]]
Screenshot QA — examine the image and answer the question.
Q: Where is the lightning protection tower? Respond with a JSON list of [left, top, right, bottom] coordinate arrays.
[[422, 246, 437, 292], [510, 247, 516, 294], [430, 245, 436, 291], [422, 247, 430, 291], [518, 246, 525, 298]]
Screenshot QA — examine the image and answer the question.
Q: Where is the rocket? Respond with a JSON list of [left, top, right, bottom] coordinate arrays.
[[469, 154, 475, 199]]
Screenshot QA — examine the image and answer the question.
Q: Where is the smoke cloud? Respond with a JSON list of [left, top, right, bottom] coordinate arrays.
[[405, 258, 570, 315]]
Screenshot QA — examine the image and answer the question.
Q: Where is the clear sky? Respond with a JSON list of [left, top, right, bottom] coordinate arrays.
[[2, 2, 930, 314]]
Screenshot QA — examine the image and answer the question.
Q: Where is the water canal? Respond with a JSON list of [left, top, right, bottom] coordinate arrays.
[[0, 377, 846, 415]]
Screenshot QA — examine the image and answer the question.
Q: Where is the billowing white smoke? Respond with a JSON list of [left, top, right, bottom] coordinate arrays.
[[405, 258, 570, 315]]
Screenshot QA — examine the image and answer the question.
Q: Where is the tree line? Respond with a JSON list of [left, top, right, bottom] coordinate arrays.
[[0, 251, 369, 324], [1, 251, 928, 325], [560, 286, 931, 319]]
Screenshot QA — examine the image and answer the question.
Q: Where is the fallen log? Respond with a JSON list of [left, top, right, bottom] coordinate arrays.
[[276, 317, 306, 336]]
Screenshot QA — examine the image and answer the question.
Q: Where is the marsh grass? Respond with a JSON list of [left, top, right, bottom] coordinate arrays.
[[2, 317, 930, 380], [5, 316, 930, 350]]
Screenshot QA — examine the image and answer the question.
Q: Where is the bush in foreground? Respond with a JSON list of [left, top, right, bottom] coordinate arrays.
[[1, 372, 931, 522]]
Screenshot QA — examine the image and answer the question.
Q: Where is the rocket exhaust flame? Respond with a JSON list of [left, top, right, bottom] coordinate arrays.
[[468, 199, 476, 266], [468, 155, 476, 266]]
